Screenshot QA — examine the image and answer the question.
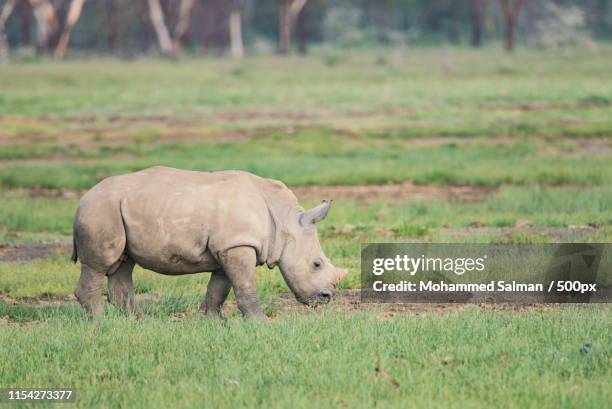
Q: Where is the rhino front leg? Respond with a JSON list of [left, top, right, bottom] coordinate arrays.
[[218, 246, 264, 320], [107, 258, 141, 318], [203, 271, 232, 319]]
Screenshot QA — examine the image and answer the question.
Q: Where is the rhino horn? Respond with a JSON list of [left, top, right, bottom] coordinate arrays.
[[334, 268, 349, 286], [300, 200, 332, 226]]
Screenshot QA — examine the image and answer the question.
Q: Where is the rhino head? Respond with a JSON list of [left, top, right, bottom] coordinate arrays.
[[277, 200, 348, 306]]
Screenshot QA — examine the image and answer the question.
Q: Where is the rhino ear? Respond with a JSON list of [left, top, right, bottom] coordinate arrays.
[[300, 200, 332, 226]]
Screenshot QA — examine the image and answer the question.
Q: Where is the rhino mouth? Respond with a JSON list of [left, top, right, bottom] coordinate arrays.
[[297, 290, 334, 307]]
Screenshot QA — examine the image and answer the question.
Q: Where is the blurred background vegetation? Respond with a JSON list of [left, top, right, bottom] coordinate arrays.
[[1, 0, 612, 62]]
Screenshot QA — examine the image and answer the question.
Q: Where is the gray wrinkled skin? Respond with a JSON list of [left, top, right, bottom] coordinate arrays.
[[72, 166, 348, 319]]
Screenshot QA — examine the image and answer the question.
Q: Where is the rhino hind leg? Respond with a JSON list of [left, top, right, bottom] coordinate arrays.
[[107, 258, 141, 318], [203, 271, 232, 319], [75, 264, 106, 318], [218, 246, 264, 320], [73, 203, 128, 318]]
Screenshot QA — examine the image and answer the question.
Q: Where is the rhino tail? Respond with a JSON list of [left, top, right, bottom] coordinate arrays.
[[71, 234, 78, 263]]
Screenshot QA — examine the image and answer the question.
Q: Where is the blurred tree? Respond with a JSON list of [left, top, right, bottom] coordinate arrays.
[[589, 0, 612, 38], [295, 0, 324, 52], [527, 0, 591, 48], [1, 0, 611, 58], [278, 0, 308, 54], [54, 0, 86, 58], [172, 0, 194, 52], [471, 0, 487, 46], [108, 0, 119, 51], [147, 0, 173, 56], [499, 0, 524, 51], [229, 0, 244, 58], [18, 0, 31, 47], [28, 0, 59, 52], [0, 0, 17, 62], [295, 0, 309, 53], [200, 0, 229, 54]]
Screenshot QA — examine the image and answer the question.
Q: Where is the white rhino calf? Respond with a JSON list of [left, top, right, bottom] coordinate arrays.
[[72, 166, 347, 319]]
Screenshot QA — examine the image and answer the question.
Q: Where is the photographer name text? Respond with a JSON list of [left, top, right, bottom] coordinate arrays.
[[372, 280, 597, 293]]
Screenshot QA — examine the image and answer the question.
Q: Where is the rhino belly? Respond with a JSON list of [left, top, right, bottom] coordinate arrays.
[[127, 241, 220, 275]]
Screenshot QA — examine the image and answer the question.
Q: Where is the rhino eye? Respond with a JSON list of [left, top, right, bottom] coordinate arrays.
[[313, 259, 322, 268]]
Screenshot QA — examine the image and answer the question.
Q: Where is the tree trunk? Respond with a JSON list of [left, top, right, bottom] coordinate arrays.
[[278, 0, 308, 54], [137, 0, 153, 52], [295, 0, 308, 54], [54, 0, 85, 59], [0, 0, 17, 63], [18, 0, 31, 47], [471, 0, 486, 47], [278, 0, 290, 54], [147, 0, 173, 56], [29, 0, 59, 53], [229, 4, 243, 59], [172, 0, 194, 53], [108, 0, 119, 51], [499, 0, 524, 52], [504, 13, 515, 51]]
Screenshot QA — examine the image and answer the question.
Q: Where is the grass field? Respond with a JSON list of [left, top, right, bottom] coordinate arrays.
[[0, 47, 611, 408], [1, 307, 610, 409]]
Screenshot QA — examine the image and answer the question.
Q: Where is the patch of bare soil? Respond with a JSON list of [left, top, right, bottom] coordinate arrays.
[[400, 135, 514, 147], [0, 289, 565, 325], [0, 293, 75, 305], [271, 289, 573, 318], [2, 111, 609, 166], [24, 182, 496, 204], [265, 289, 472, 317], [293, 182, 497, 204], [0, 241, 71, 262], [27, 187, 85, 199], [0, 118, 509, 156], [537, 138, 612, 157], [0, 115, 271, 154], [0, 157, 107, 166]]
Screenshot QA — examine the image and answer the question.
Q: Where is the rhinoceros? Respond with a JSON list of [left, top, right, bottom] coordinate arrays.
[[72, 166, 347, 319]]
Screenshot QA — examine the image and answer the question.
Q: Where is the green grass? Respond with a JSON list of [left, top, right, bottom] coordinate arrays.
[[1, 49, 611, 117], [1, 136, 611, 189], [0, 306, 610, 409], [0, 190, 76, 239]]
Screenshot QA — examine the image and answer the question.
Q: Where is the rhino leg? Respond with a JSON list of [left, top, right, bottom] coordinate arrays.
[[75, 264, 106, 318], [218, 246, 263, 320], [107, 258, 141, 318], [203, 271, 232, 319]]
